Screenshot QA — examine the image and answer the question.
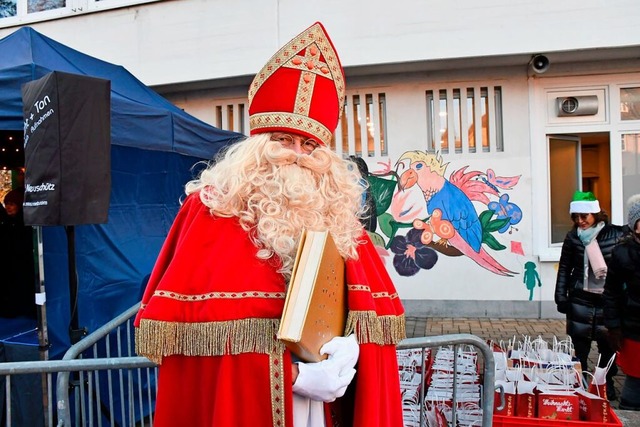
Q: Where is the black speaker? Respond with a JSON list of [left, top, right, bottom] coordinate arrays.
[[21, 71, 111, 226]]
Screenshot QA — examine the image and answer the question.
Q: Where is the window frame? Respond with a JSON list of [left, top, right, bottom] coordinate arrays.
[[620, 86, 640, 122], [0, 0, 161, 28], [531, 76, 640, 261], [547, 134, 581, 245]]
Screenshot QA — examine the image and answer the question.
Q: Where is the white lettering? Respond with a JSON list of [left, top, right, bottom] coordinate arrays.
[[541, 398, 574, 413], [25, 183, 56, 193], [23, 200, 48, 207], [34, 95, 51, 113], [30, 108, 54, 134]]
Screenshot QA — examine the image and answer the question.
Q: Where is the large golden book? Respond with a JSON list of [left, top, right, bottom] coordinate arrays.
[[277, 229, 346, 362]]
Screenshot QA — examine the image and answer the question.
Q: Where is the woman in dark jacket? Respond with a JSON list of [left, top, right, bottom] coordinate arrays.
[[603, 195, 640, 410], [554, 191, 625, 400]]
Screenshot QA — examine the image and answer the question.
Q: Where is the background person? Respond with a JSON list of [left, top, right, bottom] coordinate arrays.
[[554, 191, 624, 400], [134, 22, 405, 427], [603, 195, 640, 410], [349, 155, 377, 232], [0, 188, 36, 319]]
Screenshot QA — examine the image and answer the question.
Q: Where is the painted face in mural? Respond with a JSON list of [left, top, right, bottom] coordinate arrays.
[[571, 212, 596, 230]]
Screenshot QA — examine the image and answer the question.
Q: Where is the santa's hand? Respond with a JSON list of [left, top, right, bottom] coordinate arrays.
[[320, 334, 359, 374], [292, 358, 356, 402]]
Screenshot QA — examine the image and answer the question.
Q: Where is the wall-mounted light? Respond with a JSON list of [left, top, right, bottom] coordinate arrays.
[[556, 95, 599, 117], [529, 54, 550, 74]]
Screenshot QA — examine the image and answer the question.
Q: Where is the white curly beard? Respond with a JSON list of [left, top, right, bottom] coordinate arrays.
[[191, 136, 364, 278], [251, 142, 339, 277]]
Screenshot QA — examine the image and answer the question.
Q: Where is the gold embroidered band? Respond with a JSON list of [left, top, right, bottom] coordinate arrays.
[[250, 113, 332, 145], [348, 284, 400, 300], [152, 289, 285, 302], [269, 353, 285, 426]]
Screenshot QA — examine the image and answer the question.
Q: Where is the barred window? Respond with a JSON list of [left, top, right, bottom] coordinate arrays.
[[213, 101, 246, 134], [331, 92, 387, 158], [426, 86, 503, 154], [210, 93, 387, 155]]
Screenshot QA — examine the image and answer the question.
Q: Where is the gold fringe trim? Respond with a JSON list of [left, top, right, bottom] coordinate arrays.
[[345, 311, 406, 345], [135, 318, 284, 364]]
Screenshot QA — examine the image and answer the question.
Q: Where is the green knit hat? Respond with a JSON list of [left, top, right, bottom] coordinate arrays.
[[569, 191, 601, 214]]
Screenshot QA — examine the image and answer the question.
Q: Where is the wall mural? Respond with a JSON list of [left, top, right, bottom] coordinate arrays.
[[523, 261, 542, 301], [361, 151, 534, 290]]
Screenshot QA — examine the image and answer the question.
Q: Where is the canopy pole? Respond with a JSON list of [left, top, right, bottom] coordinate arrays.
[[65, 225, 86, 344], [34, 225, 51, 426], [34, 226, 49, 358]]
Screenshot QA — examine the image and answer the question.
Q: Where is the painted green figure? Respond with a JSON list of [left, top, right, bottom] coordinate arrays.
[[523, 261, 542, 301]]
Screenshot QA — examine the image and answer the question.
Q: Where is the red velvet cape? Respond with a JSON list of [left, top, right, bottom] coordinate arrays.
[[134, 194, 406, 426]]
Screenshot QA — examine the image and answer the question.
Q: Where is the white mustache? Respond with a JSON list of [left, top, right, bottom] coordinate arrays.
[[264, 141, 332, 173]]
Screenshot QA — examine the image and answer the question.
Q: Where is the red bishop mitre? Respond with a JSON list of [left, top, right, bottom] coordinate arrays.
[[248, 22, 346, 146]]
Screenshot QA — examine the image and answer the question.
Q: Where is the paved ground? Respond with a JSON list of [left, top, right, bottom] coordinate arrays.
[[404, 316, 640, 425]]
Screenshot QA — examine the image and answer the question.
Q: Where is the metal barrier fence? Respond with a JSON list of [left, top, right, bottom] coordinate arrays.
[[1, 305, 496, 426], [0, 303, 157, 427], [397, 334, 496, 427], [55, 304, 157, 427]]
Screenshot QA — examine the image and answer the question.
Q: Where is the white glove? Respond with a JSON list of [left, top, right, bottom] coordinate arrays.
[[292, 335, 360, 402], [320, 334, 359, 374]]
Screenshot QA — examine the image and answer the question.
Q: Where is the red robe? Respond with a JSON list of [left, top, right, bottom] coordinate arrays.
[[134, 194, 405, 426]]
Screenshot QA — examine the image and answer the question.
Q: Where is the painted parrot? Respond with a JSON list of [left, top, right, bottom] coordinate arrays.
[[396, 150, 514, 276]]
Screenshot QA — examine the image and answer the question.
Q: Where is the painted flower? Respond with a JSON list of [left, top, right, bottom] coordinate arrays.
[[487, 194, 522, 233], [389, 228, 438, 276]]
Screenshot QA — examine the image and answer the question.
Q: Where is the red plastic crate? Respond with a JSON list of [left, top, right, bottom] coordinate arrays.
[[493, 407, 622, 427]]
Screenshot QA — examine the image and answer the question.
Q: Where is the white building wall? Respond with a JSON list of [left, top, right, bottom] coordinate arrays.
[[1, 0, 639, 85], [372, 74, 539, 311], [2, 0, 640, 317], [164, 65, 549, 315]]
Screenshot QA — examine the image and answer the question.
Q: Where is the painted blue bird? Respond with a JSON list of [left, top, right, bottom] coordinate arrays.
[[396, 150, 514, 276]]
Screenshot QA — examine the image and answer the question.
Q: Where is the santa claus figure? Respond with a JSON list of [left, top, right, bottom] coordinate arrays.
[[135, 22, 405, 427]]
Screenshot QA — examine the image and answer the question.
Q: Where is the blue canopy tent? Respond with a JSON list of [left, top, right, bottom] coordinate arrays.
[[0, 26, 244, 356]]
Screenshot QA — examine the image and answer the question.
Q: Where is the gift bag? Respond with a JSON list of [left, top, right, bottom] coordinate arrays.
[[588, 353, 616, 400], [537, 389, 579, 421], [456, 402, 483, 426], [494, 349, 508, 372], [530, 364, 582, 389], [425, 402, 448, 427], [576, 388, 611, 423], [494, 380, 516, 416], [516, 380, 537, 418], [505, 366, 525, 383]]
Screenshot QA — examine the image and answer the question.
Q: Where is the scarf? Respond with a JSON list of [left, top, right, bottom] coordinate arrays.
[[577, 222, 607, 288]]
